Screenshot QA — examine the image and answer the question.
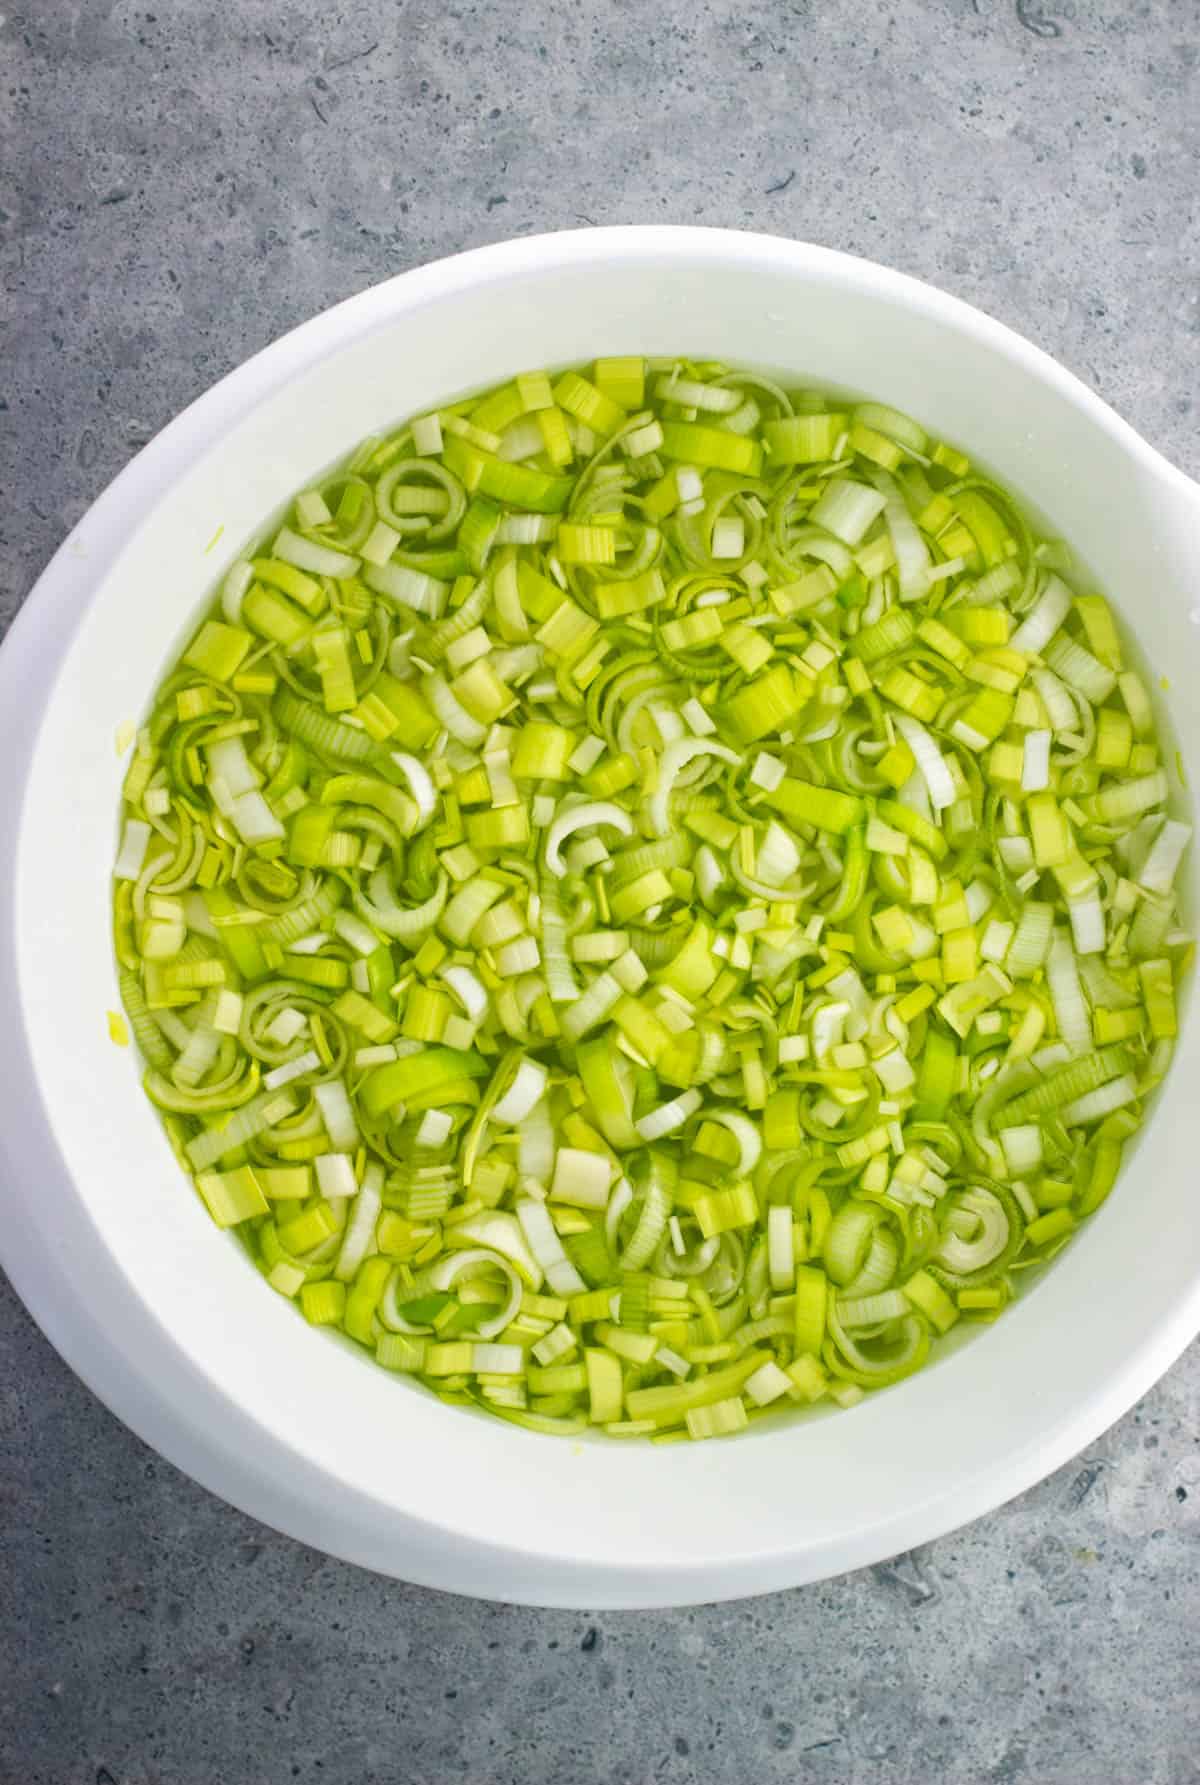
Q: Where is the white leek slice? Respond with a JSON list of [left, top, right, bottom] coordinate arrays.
[[493, 1057, 548, 1124], [334, 1163, 382, 1282], [544, 801, 635, 877], [274, 525, 360, 579], [893, 715, 955, 811], [647, 739, 739, 836]]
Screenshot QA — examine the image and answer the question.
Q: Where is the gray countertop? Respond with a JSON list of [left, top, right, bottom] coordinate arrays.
[[3, 4, 1199, 1782]]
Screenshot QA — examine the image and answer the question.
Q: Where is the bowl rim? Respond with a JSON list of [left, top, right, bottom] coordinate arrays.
[[3, 225, 1199, 1608]]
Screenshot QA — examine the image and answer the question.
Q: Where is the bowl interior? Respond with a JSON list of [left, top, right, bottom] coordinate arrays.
[[13, 232, 1200, 1598]]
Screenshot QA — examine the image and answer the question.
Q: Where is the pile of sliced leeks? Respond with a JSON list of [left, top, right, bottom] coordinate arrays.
[[113, 358, 1191, 1442]]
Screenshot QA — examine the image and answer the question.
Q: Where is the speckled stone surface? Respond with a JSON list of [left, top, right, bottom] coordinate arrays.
[[2, 3, 1199, 1781]]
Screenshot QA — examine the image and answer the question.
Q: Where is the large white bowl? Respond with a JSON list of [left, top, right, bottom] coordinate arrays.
[[2, 228, 1197, 1609]]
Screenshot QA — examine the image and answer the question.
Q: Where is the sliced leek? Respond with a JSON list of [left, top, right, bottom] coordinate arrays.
[[115, 358, 1191, 1443]]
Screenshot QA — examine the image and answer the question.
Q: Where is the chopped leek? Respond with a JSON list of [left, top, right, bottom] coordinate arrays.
[[114, 358, 1191, 1444]]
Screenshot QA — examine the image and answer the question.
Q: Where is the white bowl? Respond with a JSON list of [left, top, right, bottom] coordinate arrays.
[[1, 227, 1197, 1610]]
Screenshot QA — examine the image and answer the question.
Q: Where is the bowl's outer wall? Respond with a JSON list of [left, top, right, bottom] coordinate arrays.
[[3, 229, 1200, 1608]]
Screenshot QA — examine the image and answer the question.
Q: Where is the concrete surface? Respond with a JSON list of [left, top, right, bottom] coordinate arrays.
[[2, 2, 1199, 1780]]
